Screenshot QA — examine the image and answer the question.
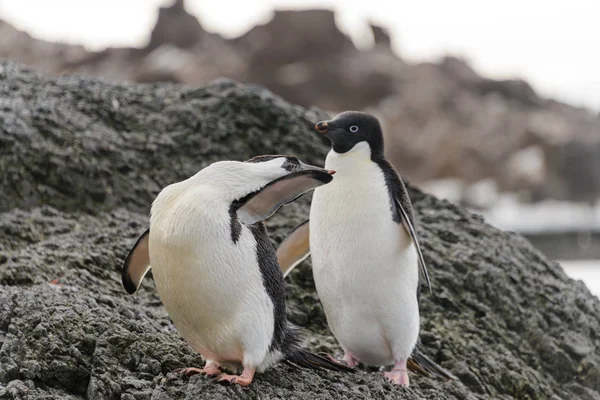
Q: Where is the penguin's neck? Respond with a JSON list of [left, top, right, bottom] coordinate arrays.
[[325, 141, 377, 177]]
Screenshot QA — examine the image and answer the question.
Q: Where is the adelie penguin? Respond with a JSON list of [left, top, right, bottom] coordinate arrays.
[[277, 111, 456, 386], [121, 155, 352, 386]]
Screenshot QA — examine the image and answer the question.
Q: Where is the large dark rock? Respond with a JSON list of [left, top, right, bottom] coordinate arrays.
[[0, 62, 328, 214], [147, 0, 205, 51], [1, 62, 599, 399], [237, 10, 401, 110]]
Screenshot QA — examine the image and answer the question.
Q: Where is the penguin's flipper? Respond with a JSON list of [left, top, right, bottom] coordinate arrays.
[[237, 170, 333, 225], [276, 219, 310, 277], [394, 197, 432, 291], [122, 228, 151, 294]]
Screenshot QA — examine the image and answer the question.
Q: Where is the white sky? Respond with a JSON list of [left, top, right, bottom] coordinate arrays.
[[1, 0, 599, 111]]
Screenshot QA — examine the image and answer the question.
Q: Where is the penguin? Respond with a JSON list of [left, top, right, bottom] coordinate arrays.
[[276, 112, 455, 386], [121, 155, 351, 387]]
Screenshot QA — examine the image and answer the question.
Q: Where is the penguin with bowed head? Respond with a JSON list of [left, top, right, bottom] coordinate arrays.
[[121, 155, 351, 387], [276, 112, 456, 386]]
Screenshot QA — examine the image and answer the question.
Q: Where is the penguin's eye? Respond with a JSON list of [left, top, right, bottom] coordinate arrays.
[[349, 125, 359, 133]]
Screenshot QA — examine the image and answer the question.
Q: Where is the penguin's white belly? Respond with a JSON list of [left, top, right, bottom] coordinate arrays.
[[310, 154, 419, 365], [149, 213, 274, 367]]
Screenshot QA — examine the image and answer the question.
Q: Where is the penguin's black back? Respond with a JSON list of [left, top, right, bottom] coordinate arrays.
[[249, 222, 288, 351]]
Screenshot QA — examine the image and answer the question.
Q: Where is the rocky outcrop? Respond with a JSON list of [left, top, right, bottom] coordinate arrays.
[[0, 63, 328, 214], [146, 0, 205, 51], [378, 56, 600, 204], [235, 10, 403, 110], [0, 20, 88, 74], [1, 3, 600, 203], [1, 62, 599, 399]]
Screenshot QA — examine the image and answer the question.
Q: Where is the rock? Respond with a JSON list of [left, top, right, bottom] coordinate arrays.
[[0, 62, 328, 214], [147, 0, 205, 51], [237, 9, 403, 110], [370, 23, 392, 48], [0, 5, 405, 111], [379, 56, 600, 202], [1, 61, 599, 399], [58, 1, 244, 87], [475, 78, 542, 108], [0, 20, 88, 74]]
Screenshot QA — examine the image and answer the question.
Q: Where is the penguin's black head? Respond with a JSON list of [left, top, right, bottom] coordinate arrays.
[[315, 111, 384, 157]]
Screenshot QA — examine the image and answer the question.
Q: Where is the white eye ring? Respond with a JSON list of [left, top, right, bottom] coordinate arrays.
[[349, 125, 359, 133]]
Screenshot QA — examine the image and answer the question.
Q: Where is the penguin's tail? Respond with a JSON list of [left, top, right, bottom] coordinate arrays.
[[281, 325, 353, 373], [407, 348, 457, 380], [284, 348, 354, 373]]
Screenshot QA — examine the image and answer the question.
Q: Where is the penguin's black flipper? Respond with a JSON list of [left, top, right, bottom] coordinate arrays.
[[376, 157, 431, 292], [122, 228, 151, 294], [407, 347, 457, 380], [394, 195, 432, 292], [284, 349, 354, 373], [236, 170, 333, 226], [276, 219, 310, 277]]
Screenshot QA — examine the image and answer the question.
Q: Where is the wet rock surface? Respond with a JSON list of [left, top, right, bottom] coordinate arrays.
[[1, 62, 599, 399]]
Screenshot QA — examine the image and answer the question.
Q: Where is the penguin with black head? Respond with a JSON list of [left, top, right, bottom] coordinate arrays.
[[122, 155, 351, 387], [277, 112, 455, 386]]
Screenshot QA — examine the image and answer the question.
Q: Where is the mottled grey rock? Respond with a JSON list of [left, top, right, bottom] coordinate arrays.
[[1, 62, 599, 399], [0, 61, 329, 214]]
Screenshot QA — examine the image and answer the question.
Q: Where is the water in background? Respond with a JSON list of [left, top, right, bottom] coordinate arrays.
[[562, 260, 600, 297]]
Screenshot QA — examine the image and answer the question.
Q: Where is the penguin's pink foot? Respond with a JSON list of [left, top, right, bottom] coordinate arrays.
[[214, 367, 255, 387], [342, 351, 359, 368], [383, 359, 410, 386]]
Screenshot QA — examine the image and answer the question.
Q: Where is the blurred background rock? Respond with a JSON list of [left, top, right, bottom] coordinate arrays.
[[1, 0, 598, 293]]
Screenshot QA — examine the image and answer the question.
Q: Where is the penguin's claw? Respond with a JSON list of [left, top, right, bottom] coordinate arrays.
[[382, 359, 410, 386], [382, 369, 410, 386], [199, 363, 222, 377], [170, 364, 222, 379], [342, 351, 360, 368], [214, 373, 251, 387], [383, 370, 409, 386], [323, 353, 358, 368], [213, 367, 255, 387], [175, 367, 204, 376]]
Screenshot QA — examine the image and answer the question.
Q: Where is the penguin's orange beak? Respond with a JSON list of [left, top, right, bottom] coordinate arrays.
[[315, 121, 329, 133]]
